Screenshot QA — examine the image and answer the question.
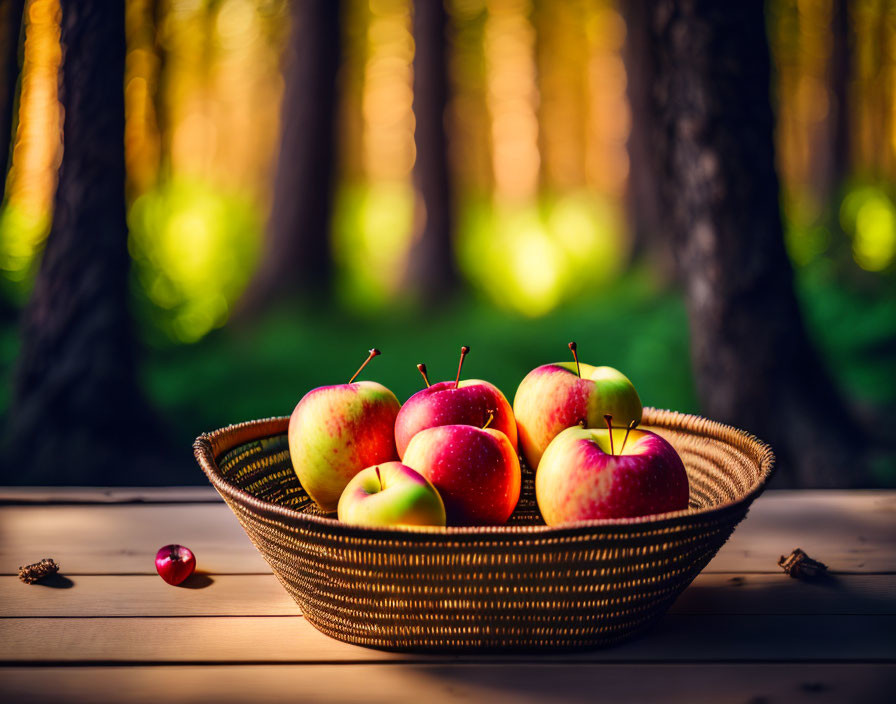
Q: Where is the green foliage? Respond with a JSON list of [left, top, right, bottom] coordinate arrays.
[[1, 266, 893, 485], [141, 273, 696, 460], [332, 182, 415, 310], [840, 183, 896, 272], [0, 320, 17, 417], [0, 202, 51, 303], [127, 177, 261, 343], [131, 264, 896, 488], [331, 185, 627, 318], [782, 190, 833, 268], [797, 259, 896, 408], [783, 181, 896, 274], [458, 193, 627, 316]]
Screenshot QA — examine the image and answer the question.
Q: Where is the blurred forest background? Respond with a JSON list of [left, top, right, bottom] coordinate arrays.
[[0, 0, 894, 486]]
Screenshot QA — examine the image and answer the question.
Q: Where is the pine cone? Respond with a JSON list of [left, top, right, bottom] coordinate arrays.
[[18, 558, 60, 584], [778, 548, 828, 580]]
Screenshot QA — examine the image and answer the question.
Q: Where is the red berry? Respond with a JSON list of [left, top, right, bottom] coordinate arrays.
[[155, 544, 196, 586]]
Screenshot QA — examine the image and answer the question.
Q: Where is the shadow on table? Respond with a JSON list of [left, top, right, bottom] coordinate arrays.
[[674, 572, 896, 614], [177, 571, 214, 589], [34, 573, 75, 589], [393, 573, 894, 702], [408, 661, 892, 704]]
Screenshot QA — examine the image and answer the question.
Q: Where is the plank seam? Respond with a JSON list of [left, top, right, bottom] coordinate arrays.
[[1, 658, 894, 667]]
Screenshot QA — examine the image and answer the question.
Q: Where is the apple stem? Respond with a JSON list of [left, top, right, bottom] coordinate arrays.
[[604, 414, 615, 455], [417, 363, 431, 388], [375, 466, 383, 491], [620, 419, 638, 453], [349, 348, 381, 384], [455, 345, 470, 389], [482, 411, 495, 430], [568, 342, 581, 378]]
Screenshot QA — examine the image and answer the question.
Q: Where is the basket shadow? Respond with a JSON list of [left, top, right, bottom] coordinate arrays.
[[393, 659, 893, 703], [673, 572, 896, 615], [403, 573, 894, 700]]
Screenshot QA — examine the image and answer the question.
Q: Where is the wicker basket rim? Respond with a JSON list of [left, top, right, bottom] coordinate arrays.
[[194, 406, 775, 536]]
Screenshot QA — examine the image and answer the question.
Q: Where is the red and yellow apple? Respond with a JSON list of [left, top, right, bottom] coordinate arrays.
[[395, 381, 517, 458], [535, 424, 689, 525], [513, 343, 642, 469], [337, 461, 446, 527], [402, 423, 521, 526], [395, 348, 517, 458], [288, 350, 401, 512]]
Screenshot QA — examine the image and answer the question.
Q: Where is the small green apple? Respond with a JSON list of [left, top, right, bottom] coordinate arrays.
[[337, 461, 446, 527]]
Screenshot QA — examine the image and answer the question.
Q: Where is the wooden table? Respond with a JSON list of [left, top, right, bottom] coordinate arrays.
[[1, 488, 894, 703]]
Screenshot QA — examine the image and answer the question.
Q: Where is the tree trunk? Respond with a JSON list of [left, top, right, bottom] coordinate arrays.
[[647, 1, 867, 487], [404, 0, 457, 300], [828, 0, 851, 199], [4, 0, 165, 484], [239, 0, 341, 314], [0, 0, 25, 201], [619, 0, 674, 279], [873, 0, 891, 179]]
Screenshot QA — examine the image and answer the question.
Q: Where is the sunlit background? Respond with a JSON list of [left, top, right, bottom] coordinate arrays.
[[1, 0, 894, 482]]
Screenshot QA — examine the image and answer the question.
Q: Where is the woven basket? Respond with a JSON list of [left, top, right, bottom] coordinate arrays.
[[194, 407, 774, 652]]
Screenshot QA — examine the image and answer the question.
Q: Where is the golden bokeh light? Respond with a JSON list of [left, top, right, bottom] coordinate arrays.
[[362, 0, 416, 179], [334, 0, 416, 307], [584, 3, 629, 197], [536, 0, 588, 190], [129, 177, 261, 342], [0, 0, 892, 337], [841, 185, 896, 271], [0, 0, 61, 289], [772, 0, 832, 226], [484, 0, 539, 202]]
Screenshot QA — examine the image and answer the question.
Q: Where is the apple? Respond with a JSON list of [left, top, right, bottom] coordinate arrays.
[[288, 349, 401, 512], [535, 421, 689, 525], [394, 347, 517, 458], [337, 461, 446, 527], [513, 342, 642, 469], [402, 422, 521, 526], [155, 544, 196, 586]]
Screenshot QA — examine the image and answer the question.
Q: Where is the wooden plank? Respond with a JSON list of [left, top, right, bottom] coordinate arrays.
[[0, 487, 221, 504], [0, 575, 296, 617], [1, 614, 893, 663], [709, 491, 896, 574], [3, 573, 894, 618], [0, 504, 271, 575], [2, 664, 894, 704], [2, 491, 893, 575]]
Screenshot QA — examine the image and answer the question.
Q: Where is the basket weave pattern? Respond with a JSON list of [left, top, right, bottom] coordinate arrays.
[[194, 407, 774, 652]]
